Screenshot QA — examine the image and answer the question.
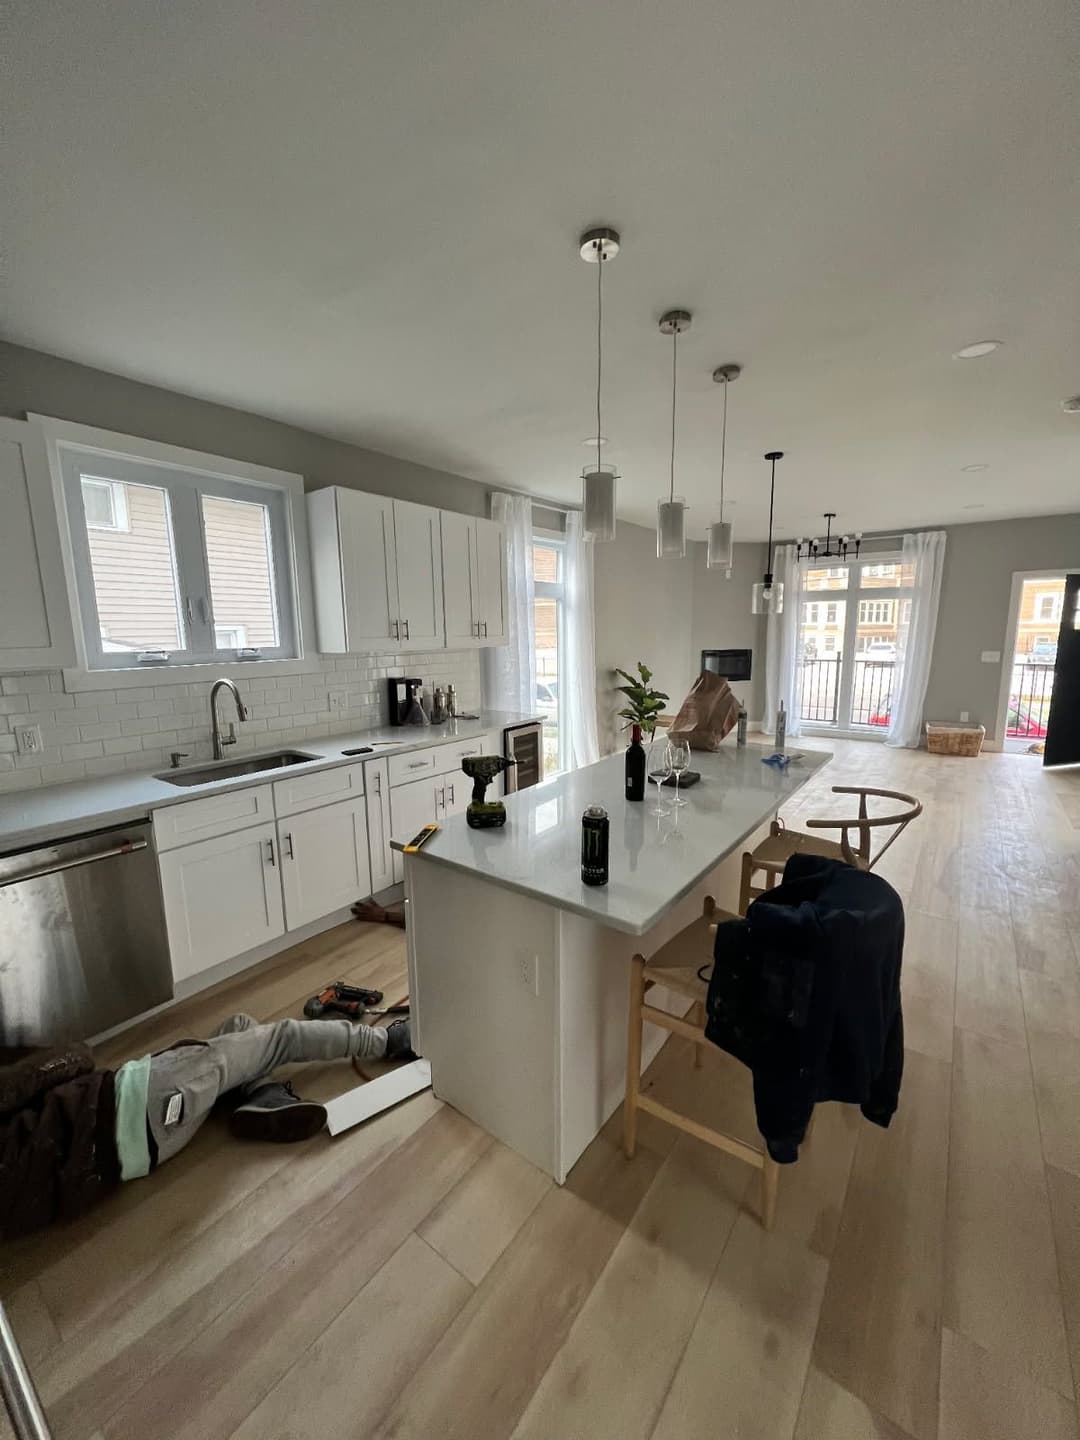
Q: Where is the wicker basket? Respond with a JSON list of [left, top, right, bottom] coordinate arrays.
[[925, 721, 986, 757]]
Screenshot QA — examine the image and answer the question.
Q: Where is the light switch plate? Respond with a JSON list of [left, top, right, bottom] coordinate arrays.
[[980, 650, 1001, 663], [959, 710, 970, 723], [327, 689, 348, 713]]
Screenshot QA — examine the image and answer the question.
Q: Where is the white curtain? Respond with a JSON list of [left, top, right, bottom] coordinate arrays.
[[482, 493, 535, 714], [886, 530, 946, 748], [763, 543, 803, 740], [562, 509, 600, 769]]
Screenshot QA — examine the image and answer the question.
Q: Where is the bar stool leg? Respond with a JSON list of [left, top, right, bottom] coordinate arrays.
[[761, 1154, 780, 1231], [623, 954, 646, 1159]]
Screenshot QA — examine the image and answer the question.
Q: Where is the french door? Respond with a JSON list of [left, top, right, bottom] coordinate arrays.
[[795, 558, 914, 734]]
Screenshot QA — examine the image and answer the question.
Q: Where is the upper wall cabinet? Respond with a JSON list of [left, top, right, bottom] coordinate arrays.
[[441, 512, 508, 648], [308, 488, 445, 653], [0, 418, 76, 670]]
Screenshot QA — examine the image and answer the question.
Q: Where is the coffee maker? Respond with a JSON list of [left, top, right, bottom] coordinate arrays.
[[387, 677, 423, 726]]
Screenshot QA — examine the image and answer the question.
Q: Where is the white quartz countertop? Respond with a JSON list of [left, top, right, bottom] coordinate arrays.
[[0, 711, 539, 853], [405, 742, 832, 935]]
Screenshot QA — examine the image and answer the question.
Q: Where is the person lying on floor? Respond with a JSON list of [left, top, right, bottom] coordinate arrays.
[[0, 1012, 415, 1240]]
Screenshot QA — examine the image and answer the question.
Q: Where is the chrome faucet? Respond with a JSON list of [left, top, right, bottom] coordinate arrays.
[[210, 679, 249, 759]]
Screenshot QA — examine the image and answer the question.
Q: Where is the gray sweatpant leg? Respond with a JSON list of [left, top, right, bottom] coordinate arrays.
[[146, 1016, 386, 1166]]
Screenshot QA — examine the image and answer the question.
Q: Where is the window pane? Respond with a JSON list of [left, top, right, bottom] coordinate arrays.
[[803, 565, 849, 592], [534, 595, 560, 773], [533, 543, 561, 583], [860, 561, 915, 588], [796, 597, 846, 722], [202, 495, 280, 648], [83, 478, 185, 652], [851, 596, 899, 726]]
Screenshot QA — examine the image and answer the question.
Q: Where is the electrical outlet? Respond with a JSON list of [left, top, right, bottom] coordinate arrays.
[[327, 690, 348, 713], [16, 725, 43, 755], [959, 710, 970, 723]]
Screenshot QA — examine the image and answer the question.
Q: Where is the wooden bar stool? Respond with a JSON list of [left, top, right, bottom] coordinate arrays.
[[623, 896, 782, 1229], [738, 785, 922, 914]]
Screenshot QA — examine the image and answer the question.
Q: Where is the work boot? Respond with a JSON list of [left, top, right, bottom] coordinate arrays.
[[383, 1018, 417, 1061], [229, 1081, 327, 1142]]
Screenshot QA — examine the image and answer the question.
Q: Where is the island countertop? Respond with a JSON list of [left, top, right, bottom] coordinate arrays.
[[405, 742, 831, 935]]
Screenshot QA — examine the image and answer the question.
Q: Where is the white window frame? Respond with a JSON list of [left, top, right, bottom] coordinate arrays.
[[533, 529, 568, 775], [32, 415, 318, 690], [80, 477, 130, 532]]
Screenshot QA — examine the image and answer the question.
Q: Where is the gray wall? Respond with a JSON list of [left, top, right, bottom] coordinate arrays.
[[690, 540, 769, 723], [922, 513, 1080, 743], [0, 341, 490, 516]]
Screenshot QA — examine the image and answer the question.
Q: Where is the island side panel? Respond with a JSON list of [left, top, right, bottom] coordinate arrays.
[[554, 832, 761, 1183], [405, 853, 560, 1176]]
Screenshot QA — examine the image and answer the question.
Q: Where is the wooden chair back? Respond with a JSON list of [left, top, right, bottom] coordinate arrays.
[[802, 786, 922, 870]]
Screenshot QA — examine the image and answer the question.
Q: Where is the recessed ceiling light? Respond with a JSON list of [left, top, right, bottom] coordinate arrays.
[[953, 340, 1002, 359], [961, 463, 989, 472]]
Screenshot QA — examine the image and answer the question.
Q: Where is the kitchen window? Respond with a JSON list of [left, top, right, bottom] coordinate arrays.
[[59, 445, 299, 669]]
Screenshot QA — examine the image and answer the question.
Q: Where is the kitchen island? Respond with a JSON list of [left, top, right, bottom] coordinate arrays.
[[403, 741, 830, 1182]]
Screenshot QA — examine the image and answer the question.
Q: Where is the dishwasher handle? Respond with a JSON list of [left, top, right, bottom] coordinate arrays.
[[0, 839, 149, 889]]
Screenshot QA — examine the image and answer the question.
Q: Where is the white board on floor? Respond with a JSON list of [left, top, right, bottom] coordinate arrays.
[[325, 1058, 432, 1136]]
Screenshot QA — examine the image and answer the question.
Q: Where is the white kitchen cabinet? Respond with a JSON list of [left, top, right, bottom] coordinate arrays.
[[158, 821, 285, 982], [390, 774, 443, 884], [439, 512, 507, 647], [307, 488, 444, 653], [278, 796, 371, 930], [0, 418, 76, 670], [363, 757, 394, 893]]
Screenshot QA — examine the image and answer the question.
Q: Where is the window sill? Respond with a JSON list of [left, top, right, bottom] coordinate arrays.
[[61, 656, 323, 693]]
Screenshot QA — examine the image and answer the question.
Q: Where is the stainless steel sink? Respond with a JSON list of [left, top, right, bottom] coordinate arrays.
[[157, 751, 320, 787]]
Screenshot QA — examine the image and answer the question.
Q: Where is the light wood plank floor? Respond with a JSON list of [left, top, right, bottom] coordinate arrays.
[[2, 739, 1079, 1440]]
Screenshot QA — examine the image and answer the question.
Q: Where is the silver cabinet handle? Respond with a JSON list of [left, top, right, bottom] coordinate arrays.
[[391, 619, 400, 640], [0, 839, 148, 888], [408, 759, 428, 769], [403, 618, 411, 639], [481, 620, 488, 637], [285, 833, 295, 860], [460, 748, 478, 757], [474, 620, 481, 637], [448, 783, 455, 805], [374, 773, 382, 796], [265, 838, 276, 867]]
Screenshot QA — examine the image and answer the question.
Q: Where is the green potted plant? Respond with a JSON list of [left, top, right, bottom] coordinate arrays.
[[615, 662, 669, 737]]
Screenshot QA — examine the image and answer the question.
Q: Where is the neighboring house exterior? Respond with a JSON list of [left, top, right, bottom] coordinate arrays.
[[84, 479, 278, 652], [1015, 577, 1064, 658]]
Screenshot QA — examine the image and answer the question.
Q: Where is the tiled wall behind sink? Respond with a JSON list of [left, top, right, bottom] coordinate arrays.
[[0, 650, 483, 793]]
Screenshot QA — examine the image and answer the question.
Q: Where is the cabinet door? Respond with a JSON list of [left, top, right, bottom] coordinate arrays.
[[158, 822, 285, 982], [0, 418, 76, 669], [363, 757, 394, 893], [440, 511, 479, 647], [474, 517, 508, 645], [390, 775, 441, 884], [393, 500, 444, 649], [440, 771, 471, 819], [279, 797, 371, 930], [338, 489, 400, 651]]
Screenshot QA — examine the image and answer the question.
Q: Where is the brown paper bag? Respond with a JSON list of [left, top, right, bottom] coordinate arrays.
[[668, 672, 741, 751]]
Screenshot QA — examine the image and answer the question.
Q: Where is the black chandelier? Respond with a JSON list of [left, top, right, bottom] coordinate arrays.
[[795, 513, 862, 564]]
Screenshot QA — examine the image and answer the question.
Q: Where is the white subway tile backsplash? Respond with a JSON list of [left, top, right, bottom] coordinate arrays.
[[0, 650, 482, 792]]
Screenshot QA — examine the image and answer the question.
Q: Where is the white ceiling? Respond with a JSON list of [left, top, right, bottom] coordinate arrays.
[[5, 0, 1079, 540]]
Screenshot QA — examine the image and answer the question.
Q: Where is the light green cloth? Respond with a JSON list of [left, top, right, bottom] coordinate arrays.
[[113, 1055, 152, 1182]]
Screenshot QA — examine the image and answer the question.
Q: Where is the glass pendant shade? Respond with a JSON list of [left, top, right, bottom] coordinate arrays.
[[657, 498, 687, 558], [582, 466, 617, 542], [706, 520, 734, 570], [751, 578, 784, 615]]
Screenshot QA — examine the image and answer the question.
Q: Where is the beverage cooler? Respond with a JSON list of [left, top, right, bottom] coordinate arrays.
[[502, 721, 544, 793]]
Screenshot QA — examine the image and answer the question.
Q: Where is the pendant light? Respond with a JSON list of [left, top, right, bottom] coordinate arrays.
[[707, 363, 741, 576], [579, 227, 620, 542], [657, 309, 691, 558], [751, 451, 785, 615]]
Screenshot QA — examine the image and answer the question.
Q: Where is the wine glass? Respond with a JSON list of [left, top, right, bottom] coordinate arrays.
[[667, 737, 691, 807], [648, 735, 672, 815]]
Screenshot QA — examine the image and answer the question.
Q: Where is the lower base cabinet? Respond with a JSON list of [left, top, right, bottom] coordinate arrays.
[[158, 821, 286, 983], [390, 775, 444, 885], [278, 796, 371, 930]]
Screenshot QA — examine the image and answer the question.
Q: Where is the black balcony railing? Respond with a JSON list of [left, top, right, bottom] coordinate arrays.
[[795, 656, 895, 728], [1008, 662, 1055, 737]]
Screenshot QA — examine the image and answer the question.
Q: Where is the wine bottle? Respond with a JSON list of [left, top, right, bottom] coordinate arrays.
[[625, 723, 646, 801]]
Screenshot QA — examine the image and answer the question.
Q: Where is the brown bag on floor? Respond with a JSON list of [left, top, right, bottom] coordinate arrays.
[[669, 672, 741, 751]]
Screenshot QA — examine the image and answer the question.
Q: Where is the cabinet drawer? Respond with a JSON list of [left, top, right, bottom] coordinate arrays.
[[437, 736, 486, 775], [389, 747, 439, 787], [273, 762, 365, 818], [153, 783, 275, 852]]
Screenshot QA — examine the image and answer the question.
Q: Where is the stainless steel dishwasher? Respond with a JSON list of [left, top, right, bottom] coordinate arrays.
[[0, 821, 173, 1046]]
